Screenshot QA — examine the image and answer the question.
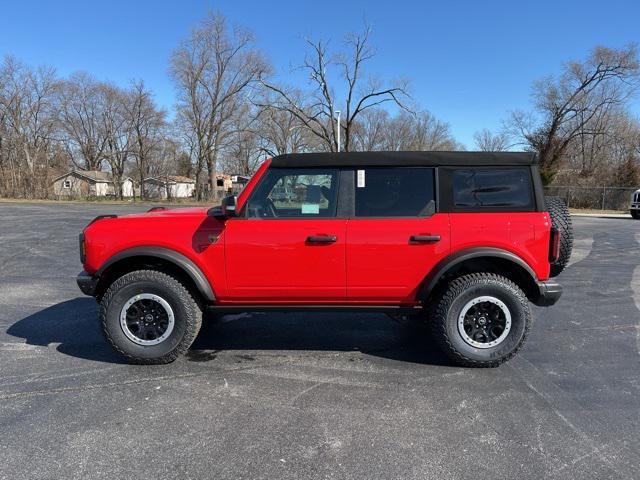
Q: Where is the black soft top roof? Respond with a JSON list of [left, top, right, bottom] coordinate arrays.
[[270, 151, 537, 168]]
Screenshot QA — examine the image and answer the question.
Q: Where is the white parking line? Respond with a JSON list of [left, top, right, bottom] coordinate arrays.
[[567, 237, 594, 267]]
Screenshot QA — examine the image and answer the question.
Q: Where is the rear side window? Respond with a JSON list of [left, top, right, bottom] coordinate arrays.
[[453, 168, 533, 210], [354, 167, 435, 217]]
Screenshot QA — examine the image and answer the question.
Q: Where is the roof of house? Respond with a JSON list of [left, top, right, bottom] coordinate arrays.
[[52, 169, 114, 183], [79, 170, 113, 182], [144, 175, 196, 184], [169, 175, 196, 183], [270, 151, 537, 168]]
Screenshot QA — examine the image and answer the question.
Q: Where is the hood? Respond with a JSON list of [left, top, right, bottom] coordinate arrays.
[[83, 206, 216, 233], [119, 206, 211, 220]]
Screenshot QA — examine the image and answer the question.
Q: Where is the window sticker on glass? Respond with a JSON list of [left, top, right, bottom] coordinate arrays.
[[357, 169, 365, 188], [301, 203, 320, 214]]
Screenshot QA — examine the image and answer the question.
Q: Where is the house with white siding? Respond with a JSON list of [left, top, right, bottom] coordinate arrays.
[[52, 170, 135, 198], [143, 176, 196, 199]]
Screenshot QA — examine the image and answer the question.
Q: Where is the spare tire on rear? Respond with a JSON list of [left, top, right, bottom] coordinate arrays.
[[545, 196, 573, 277]]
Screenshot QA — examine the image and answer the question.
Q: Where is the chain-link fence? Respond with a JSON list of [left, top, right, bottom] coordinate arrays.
[[544, 186, 637, 211]]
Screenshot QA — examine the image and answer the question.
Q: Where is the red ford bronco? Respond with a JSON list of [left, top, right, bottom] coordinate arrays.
[[77, 152, 572, 367]]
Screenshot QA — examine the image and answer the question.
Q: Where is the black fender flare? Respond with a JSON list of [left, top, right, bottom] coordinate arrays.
[[418, 247, 538, 301], [97, 246, 215, 302]]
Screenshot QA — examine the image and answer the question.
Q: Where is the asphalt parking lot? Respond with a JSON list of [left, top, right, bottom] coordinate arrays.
[[1, 202, 639, 480]]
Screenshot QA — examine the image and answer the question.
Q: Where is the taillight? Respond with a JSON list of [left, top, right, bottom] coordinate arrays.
[[549, 227, 560, 263], [79, 233, 86, 264]]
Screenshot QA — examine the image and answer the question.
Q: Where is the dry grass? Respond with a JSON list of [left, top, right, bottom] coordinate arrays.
[[0, 197, 216, 206], [569, 208, 627, 215]]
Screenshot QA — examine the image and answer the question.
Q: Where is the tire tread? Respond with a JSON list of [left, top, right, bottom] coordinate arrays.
[[545, 196, 573, 277], [100, 269, 202, 365], [429, 272, 531, 368]]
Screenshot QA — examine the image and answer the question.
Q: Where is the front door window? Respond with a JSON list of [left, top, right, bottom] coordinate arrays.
[[245, 169, 339, 218]]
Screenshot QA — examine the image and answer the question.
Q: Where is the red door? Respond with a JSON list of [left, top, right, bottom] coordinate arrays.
[[346, 215, 450, 303], [223, 219, 347, 302], [344, 166, 451, 304], [223, 167, 346, 303]]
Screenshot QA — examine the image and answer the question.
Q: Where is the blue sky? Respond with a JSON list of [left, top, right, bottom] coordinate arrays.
[[1, 0, 639, 147]]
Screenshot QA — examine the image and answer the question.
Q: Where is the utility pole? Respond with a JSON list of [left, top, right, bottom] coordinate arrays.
[[335, 110, 341, 152]]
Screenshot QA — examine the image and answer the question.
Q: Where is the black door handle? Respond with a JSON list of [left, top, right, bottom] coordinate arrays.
[[410, 235, 441, 243], [307, 235, 337, 243]]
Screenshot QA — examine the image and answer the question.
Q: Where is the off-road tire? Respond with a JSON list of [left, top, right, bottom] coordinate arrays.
[[545, 196, 573, 277], [100, 270, 202, 364], [429, 273, 532, 367]]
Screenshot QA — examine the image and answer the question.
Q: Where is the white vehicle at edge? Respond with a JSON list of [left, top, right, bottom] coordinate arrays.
[[631, 189, 640, 219]]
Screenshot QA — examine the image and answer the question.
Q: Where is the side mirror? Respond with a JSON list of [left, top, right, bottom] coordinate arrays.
[[221, 195, 238, 217]]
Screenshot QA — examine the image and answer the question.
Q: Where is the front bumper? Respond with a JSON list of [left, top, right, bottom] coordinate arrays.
[[533, 280, 562, 306], [77, 271, 98, 297]]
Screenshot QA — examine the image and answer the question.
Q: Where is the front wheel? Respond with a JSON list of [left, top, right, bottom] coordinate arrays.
[[631, 210, 640, 219], [429, 273, 531, 367], [100, 270, 202, 364]]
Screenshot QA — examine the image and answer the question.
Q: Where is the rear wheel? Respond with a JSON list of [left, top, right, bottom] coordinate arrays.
[[545, 196, 573, 277], [100, 270, 202, 364], [429, 273, 531, 367]]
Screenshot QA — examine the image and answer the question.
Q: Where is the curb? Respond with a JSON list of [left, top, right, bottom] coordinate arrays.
[[571, 213, 631, 218]]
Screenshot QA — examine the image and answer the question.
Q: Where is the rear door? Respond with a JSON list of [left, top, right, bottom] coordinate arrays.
[[224, 167, 347, 302], [345, 167, 450, 303]]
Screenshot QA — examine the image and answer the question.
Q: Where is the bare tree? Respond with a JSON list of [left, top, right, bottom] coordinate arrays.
[[351, 108, 462, 152], [218, 103, 262, 175], [225, 131, 262, 175], [59, 72, 110, 171], [147, 137, 187, 199], [0, 56, 60, 198], [351, 108, 390, 151], [100, 83, 133, 199], [171, 12, 269, 200], [261, 25, 411, 152], [559, 108, 640, 182], [473, 128, 511, 151], [508, 45, 640, 183], [409, 111, 463, 150], [254, 92, 317, 156], [382, 111, 461, 151], [126, 80, 166, 199]]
